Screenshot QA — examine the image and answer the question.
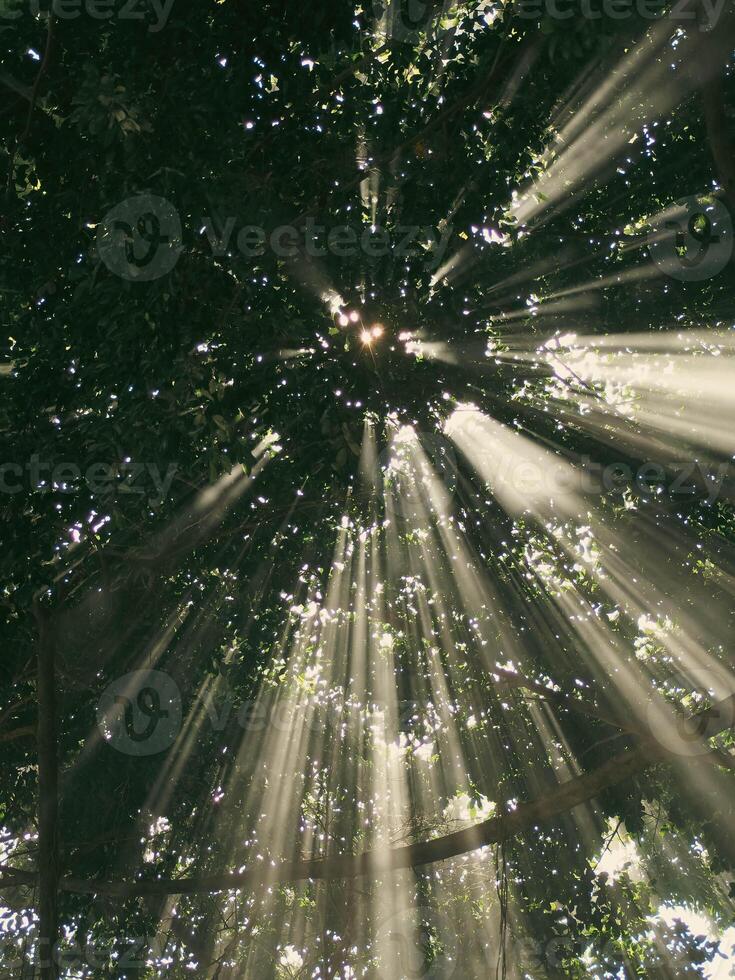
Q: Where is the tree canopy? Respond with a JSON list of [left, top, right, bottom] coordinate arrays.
[[2, 1, 735, 977]]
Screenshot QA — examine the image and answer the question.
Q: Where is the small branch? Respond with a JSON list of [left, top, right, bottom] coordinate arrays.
[[5, 14, 54, 197], [0, 696, 32, 730], [0, 862, 34, 885], [18, 15, 54, 149], [0, 72, 34, 103], [0, 725, 35, 744], [493, 667, 634, 734], [592, 816, 624, 871]]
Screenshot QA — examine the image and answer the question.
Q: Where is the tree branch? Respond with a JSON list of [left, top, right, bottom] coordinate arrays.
[[0, 725, 35, 744], [0, 72, 34, 103], [42, 696, 734, 898], [5, 14, 54, 198]]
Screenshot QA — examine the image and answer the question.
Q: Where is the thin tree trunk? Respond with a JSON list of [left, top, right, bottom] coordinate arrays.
[[34, 600, 59, 980]]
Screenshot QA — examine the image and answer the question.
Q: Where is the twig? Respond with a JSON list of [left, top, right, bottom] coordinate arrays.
[[5, 14, 54, 198]]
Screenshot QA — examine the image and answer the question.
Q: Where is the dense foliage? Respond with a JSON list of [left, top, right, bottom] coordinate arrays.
[[1, 1, 735, 977]]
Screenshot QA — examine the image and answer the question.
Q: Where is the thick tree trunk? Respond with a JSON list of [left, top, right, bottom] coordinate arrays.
[[700, 74, 735, 215]]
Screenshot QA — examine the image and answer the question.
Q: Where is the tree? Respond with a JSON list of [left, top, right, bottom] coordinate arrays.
[[2, 1, 735, 976]]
